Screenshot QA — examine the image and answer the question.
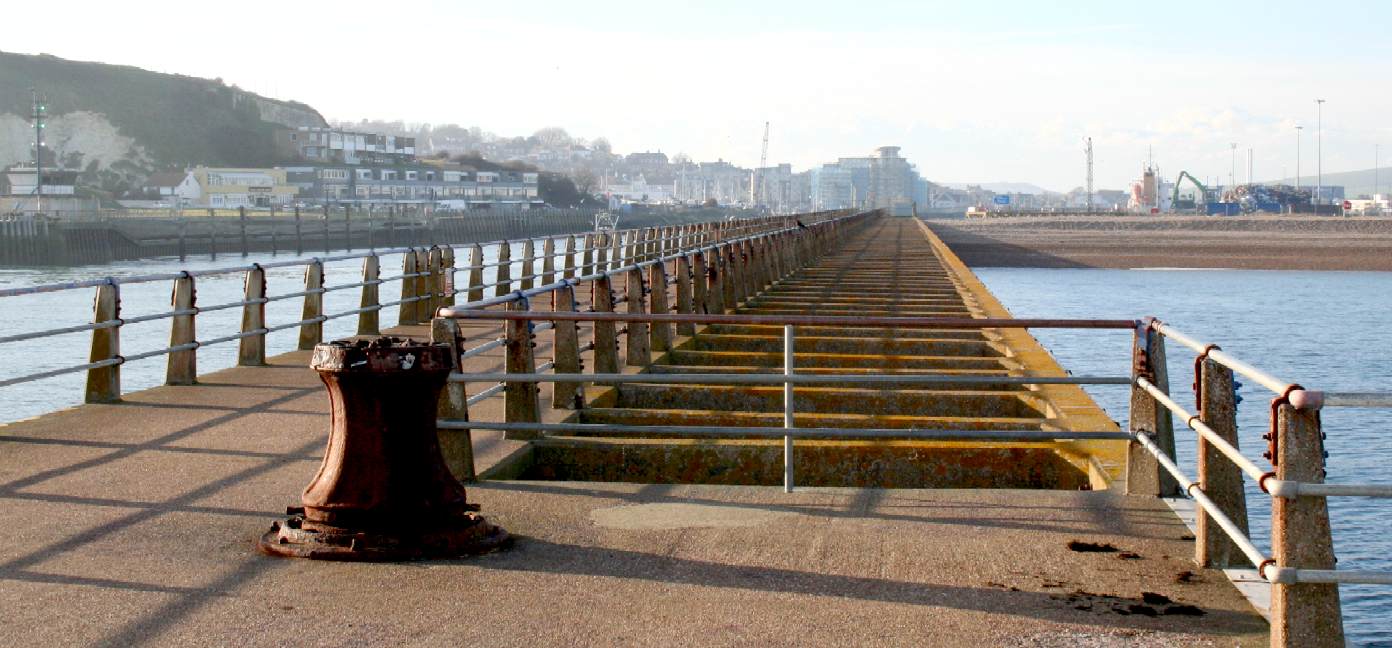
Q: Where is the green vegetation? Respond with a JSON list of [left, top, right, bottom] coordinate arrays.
[[0, 51, 326, 168]]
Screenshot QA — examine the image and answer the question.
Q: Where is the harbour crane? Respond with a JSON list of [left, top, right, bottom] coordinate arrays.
[[750, 121, 769, 207]]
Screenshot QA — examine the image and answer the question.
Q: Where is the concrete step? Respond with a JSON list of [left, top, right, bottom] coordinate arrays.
[[699, 324, 990, 340], [663, 349, 1017, 370], [612, 384, 1046, 418], [577, 407, 1045, 432], [686, 334, 1001, 356]]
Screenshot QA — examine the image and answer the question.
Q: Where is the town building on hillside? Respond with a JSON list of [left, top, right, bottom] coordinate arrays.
[[2, 165, 78, 198], [185, 167, 298, 208], [140, 171, 200, 199], [601, 175, 674, 205], [808, 146, 928, 211], [1, 165, 94, 213], [282, 164, 540, 208], [673, 159, 750, 206], [275, 127, 417, 166]]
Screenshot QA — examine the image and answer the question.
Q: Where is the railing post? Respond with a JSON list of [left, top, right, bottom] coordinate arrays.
[[720, 244, 738, 311], [441, 245, 456, 308], [298, 259, 324, 350], [431, 317, 474, 482], [85, 281, 121, 403], [503, 298, 540, 439], [238, 265, 266, 366], [424, 246, 444, 322], [675, 254, 695, 335], [520, 239, 536, 291], [610, 229, 623, 268], [1126, 320, 1179, 496], [1196, 357, 1249, 567], [648, 261, 673, 353], [400, 249, 420, 325], [166, 273, 197, 385], [784, 324, 795, 492], [1271, 402, 1344, 648], [551, 284, 582, 409], [541, 237, 556, 286], [693, 251, 712, 316], [592, 274, 619, 375], [467, 243, 484, 303], [581, 234, 595, 276], [563, 235, 577, 280], [357, 254, 381, 335], [495, 241, 513, 297], [625, 267, 651, 366]]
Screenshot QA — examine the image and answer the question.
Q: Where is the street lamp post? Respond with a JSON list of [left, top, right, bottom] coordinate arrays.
[[1295, 125, 1303, 194], [1316, 98, 1325, 208], [1230, 142, 1238, 194]]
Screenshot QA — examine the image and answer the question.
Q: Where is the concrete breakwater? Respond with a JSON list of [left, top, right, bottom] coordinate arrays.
[[925, 214, 1392, 271]]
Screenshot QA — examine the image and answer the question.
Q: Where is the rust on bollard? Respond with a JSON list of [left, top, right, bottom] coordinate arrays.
[[259, 337, 508, 561]]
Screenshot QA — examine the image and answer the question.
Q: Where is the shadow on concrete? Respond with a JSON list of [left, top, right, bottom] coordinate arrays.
[[479, 537, 1266, 636], [476, 480, 1188, 541], [922, 222, 1092, 269]]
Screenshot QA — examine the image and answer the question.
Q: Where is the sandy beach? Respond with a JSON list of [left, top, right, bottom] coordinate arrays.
[[924, 215, 1392, 271]]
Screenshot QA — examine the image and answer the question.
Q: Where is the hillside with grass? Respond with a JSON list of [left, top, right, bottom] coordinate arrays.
[[0, 51, 326, 193]]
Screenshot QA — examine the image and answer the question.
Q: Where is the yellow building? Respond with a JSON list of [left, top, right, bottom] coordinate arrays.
[[184, 167, 298, 208]]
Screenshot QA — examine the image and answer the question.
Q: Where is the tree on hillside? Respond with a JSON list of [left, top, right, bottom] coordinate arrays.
[[533, 127, 573, 148], [572, 168, 599, 195], [591, 137, 612, 154]]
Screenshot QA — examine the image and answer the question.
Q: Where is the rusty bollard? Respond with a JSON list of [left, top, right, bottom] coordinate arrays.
[[259, 337, 508, 560]]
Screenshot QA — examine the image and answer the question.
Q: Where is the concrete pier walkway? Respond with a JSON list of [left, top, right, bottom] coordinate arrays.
[[0, 217, 1269, 646]]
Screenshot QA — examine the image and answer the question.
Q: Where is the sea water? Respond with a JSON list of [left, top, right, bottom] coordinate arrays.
[[977, 267, 1392, 646]]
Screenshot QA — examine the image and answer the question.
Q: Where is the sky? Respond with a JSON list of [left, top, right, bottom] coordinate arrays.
[[5, 0, 1391, 191]]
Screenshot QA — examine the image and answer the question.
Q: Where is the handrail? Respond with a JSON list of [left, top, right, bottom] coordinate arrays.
[[0, 210, 827, 400], [440, 311, 1138, 329]]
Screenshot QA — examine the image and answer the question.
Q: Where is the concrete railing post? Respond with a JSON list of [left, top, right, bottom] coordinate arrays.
[[649, 261, 673, 353], [431, 317, 474, 482], [467, 243, 484, 303], [611, 229, 623, 267], [1196, 357, 1249, 567], [441, 245, 456, 308], [85, 282, 121, 403], [675, 254, 695, 336], [593, 233, 607, 273], [693, 251, 711, 316], [541, 238, 556, 286], [424, 246, 444, 322], [592, 274, 619, 376], [1126, 320, 1179, 496], [494, 241, 512, 297], [1271, 402, 1344, 648], [166, 273, 197, 385], [238, 265, 267, 366], [357, 254, 381, 335], [563, 235, 577, 280], [520, 239, 536, 291], [399, 249, 420, 325], [503, 298, 540, 439], [625, 267, 651, 366], [298, 259, 325, 351], [581, 234, 595, 276], [721, 244, 739, 310], [551, 285, 582, 409]]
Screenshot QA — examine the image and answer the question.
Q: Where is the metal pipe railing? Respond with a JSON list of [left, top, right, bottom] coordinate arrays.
[[1151, 320, 1298, 395], [436, 420, 1131, 441]]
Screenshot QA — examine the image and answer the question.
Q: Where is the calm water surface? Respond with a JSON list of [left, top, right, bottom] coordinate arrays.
[[977, 267, 1392, 646], [0, 254, 1388, 643]]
